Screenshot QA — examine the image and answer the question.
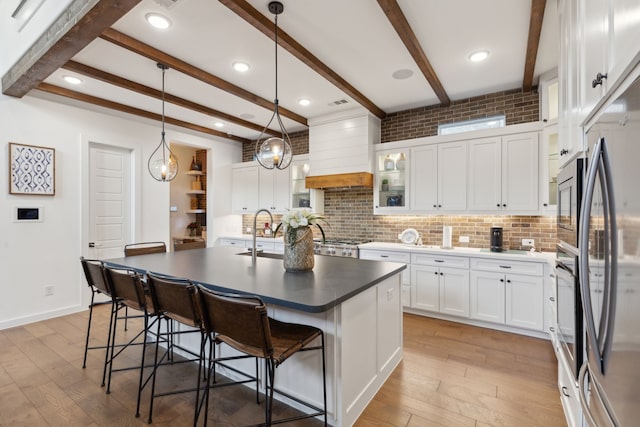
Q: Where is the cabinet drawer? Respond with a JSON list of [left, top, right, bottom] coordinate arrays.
[[411, 253, 469, 269], [252, 241, 276, 251], [359, 249, 411, 264], [470, 258, 543, 276]]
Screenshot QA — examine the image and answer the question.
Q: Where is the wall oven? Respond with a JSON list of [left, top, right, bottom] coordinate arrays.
[[556, 158, 585, 247], [555, 242, 583, 380]]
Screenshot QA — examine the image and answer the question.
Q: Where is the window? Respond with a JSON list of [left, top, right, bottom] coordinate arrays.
[[438, 115, 506, 136]]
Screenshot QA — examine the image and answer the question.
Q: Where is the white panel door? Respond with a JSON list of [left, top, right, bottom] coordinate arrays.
[[437, 141, 467, 211], [231, 164, 259, 213], [467, 137, 502, 211], [439, 267, 470, 317], [502, 132, 539, 212], [411, 265, 439, 312], [506, 274, 544, 331], [470, 270, 506, 324], [89, 144, 131, 259], [410, 145, 438, 212]]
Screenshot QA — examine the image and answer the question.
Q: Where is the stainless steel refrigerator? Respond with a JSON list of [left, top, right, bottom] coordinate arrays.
[[579, 73, 640, 426]]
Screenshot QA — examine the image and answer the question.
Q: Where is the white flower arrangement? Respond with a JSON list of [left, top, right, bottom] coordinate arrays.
[[275, 210, 328, 246]]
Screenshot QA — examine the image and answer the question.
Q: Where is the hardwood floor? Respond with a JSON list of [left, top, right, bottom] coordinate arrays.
[[0, 307, 566, 426]]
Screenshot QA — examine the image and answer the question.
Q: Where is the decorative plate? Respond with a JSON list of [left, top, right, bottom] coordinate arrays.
[[399, 228, 419, 245]]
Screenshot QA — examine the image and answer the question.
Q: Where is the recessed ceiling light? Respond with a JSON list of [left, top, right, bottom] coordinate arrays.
[[298, 98, 311, 106], [468, 50, 489, 62], [392, 69, 414, 80], [232, 62, 250, 73], [63, 75, 82, 85], [214, 122, 224, 128], [145, 13, 171, 29], [240, 113, 255, 119]]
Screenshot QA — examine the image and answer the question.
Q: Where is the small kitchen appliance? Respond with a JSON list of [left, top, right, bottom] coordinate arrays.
[[313, 239, 369, 258], [490, 227, 503, 252]]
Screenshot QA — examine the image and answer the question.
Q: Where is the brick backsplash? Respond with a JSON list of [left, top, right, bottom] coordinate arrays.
[[241, 87, 539, 161], [241, 87, 551, 251], [243, 190, 557, 252]]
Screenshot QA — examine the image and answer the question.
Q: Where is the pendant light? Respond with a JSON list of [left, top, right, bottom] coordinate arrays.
[[148, 63, 178, 182], [255, 1, 292, 170]]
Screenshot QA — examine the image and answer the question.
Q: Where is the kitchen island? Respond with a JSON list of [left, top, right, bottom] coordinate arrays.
[[105, 246, 406, 426]]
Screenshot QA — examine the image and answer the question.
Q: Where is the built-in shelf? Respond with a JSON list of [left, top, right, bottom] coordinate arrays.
[[186, 190, 206, 195], [186, 209, 206, 214], [186, 170, 205, 176]]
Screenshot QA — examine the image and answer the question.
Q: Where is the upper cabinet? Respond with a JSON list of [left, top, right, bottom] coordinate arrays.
[[408, 142, 467, 214], [231, 163, 259, 214], [259, 167, 290, 214], [376, 123, 542, 216], [231, 155, 324, 215], [467, 133, 539, 213], [374, 149, 409, 213]]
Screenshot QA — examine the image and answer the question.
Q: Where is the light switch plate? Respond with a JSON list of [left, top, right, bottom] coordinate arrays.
[[459, 236, 470, 243], [522, 239, 535, 247]]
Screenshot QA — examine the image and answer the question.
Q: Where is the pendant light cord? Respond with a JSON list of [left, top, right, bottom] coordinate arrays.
[[273, 13, 279, 115]]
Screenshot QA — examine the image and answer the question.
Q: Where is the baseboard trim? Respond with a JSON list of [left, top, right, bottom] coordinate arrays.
[[0, 304, 86, 330]]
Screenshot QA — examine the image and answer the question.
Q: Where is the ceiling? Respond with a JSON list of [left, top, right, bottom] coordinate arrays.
[[3, 0, 558, 144]]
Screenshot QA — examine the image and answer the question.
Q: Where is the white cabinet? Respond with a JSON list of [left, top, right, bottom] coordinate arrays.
[[290, 156, 324, 213], [231, 163, 259, 214], [359, 249, 411, 307], [374, 149, 409, 214], [408, 141, 467, 213], [411, 253, 470, 317], [470, 258, 544, 331], [410, 145, 437, 212], [540, 72, 559, 126], [470, 270, 506, 323], [437, 141, 467, 211], [467, 133, 539, 213], [258, 167, 290, 213]]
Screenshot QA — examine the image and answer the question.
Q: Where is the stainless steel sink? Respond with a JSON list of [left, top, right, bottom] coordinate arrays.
[[236, 251, 283, 260]]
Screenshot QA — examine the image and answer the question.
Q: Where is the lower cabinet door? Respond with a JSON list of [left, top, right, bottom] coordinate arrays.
[[439, 267, 470, 317], [411, 265, 439, 312], [506, 274, 544, 330], [470, 270, 506, 323]]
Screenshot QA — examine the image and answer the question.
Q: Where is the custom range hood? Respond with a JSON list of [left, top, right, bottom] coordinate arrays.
[[305, 108, 379, 189], [305, 172, 373, 189]]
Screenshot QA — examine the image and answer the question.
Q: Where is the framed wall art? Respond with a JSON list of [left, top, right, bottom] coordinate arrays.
[[9, 142, 55, 196]]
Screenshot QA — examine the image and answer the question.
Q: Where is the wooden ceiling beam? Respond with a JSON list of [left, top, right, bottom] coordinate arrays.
[[523, 0, 547, 91], [2, 0, 141, 98], [377, 0, 450, 106], [62, 60, 279, 136], [36, 82, 250, 144], [100, 28, 307, 126], [219, 0, 386, 119]]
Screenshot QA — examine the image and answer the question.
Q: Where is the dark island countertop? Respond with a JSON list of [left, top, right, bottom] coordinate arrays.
[[104, 246, 406, 313]]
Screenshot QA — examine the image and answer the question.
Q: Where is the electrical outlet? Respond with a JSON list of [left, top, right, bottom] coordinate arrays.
[[45, 285, 54, 296], [459, 236, 470, 243], [246, 227, 252, 233], [522, 239, 535, 247]]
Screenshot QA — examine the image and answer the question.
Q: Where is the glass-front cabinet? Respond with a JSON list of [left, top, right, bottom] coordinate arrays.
[[374, 149, 409, 213], [290, 155, 324, 213], [541, 124, 559, 213]]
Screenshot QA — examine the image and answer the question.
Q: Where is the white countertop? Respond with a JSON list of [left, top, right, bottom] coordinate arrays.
[[359, 242, 556, 264]]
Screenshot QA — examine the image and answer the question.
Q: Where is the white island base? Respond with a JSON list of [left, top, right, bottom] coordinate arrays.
[[207, 273, 403, 426]]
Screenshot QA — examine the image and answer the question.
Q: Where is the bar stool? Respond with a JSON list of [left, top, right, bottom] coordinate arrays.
[[145, 273, 206, 425], [196, 287, 327, 427], [124, 241, 167, 257], [79, 257, 115, 386], [102, 266, 158, 417]]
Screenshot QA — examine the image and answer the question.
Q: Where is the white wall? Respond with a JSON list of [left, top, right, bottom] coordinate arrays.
[[0, 92, 242, 329]]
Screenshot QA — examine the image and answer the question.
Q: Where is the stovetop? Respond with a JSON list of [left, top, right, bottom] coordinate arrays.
[[314, 239, 370, 247]]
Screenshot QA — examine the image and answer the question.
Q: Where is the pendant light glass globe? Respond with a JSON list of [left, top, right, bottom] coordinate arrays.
[[148, 63, 179, 182], [255, 1, 292, 171]]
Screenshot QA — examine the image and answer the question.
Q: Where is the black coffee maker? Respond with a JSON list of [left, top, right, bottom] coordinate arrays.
[[490, 227, 504, 252]]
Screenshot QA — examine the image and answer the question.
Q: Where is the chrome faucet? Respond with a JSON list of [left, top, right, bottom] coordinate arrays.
[[252, 208, 274, 266]]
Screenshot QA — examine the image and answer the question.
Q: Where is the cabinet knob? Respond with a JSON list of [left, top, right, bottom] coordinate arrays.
[[438, 204, 442, 208], [496, 203, 501, 207], [440, 272, 444, 276], [591, 72, 608, 88], [500, 278, 504, 282], [543, 203, 548, 207], [433, 204, 437, 208], [502, 204, 506, 207], [434, 271, 438, 275], [507, 279, 511, 283]]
